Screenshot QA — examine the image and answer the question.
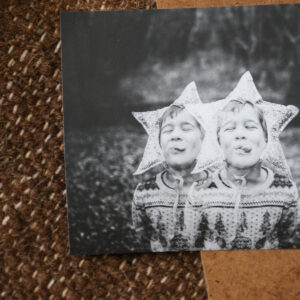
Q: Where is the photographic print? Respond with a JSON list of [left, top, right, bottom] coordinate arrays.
[[61, 5, 300, 255]]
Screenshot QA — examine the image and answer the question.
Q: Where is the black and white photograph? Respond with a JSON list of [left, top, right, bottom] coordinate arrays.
[[61, 5, 300, 255]]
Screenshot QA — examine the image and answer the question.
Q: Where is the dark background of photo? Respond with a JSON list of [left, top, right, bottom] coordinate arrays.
[[61, 5, 300, 254]]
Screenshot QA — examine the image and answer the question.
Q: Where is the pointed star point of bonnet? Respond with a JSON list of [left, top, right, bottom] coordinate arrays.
[[225, 70, 262, 103]]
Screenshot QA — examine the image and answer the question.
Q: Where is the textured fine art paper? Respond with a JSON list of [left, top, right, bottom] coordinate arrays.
[[61, 6, 300, 255]]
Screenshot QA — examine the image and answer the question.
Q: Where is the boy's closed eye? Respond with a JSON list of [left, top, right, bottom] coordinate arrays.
[[224, 126, 235, 132], [161, 124, 173, 134], [222, 121, 236, 132], [181, 122, 195, 131], [244, 121, 258, 130]]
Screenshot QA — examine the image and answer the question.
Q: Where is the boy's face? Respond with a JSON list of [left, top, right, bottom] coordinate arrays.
[[160, 109, 202, 171], [219, 104, 267, 170]]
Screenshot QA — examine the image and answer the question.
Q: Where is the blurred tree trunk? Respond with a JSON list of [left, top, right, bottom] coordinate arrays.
[[286, 42, 300, 109], [278, 6, 300, 109]]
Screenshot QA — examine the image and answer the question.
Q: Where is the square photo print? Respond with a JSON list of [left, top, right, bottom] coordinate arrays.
[[61, 5, 300, 255]]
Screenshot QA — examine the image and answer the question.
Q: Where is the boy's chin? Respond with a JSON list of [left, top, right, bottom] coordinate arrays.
[[229, 160, 260, 170], [166, 160, 196, 172]]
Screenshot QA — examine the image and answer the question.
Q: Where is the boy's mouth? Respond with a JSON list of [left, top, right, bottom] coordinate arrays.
[[169, 147, 186, 154], [234, 145, 252, 155]]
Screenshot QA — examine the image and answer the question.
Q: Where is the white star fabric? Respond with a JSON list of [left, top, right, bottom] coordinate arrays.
[[184, 102, 225, 173], [132, 81, 203, 175], [189, 71, 299, 177]]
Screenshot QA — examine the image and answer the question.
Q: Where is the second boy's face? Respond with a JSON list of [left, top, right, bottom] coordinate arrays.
[[160, 110, 202, 171], [219, 105, 267, 170]]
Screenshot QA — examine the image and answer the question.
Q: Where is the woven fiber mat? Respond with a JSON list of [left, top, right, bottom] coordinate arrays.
[[0, 1, 207, 299]]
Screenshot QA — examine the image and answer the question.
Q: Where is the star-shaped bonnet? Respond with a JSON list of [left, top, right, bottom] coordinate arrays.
[[132, 81, 203, 175], [189, 71, 299, 177]]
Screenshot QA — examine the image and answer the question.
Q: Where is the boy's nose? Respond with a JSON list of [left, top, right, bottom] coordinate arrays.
[[170, 128, 182, 140], [171, 136, 181, 141], [234, 128, 246, 140], [235, 134, 246, 139], [235, 135, 246, 140]]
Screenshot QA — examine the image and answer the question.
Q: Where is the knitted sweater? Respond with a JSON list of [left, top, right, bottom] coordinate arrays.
[[189, 168, 298, 250], [132, 171, 195, 252]]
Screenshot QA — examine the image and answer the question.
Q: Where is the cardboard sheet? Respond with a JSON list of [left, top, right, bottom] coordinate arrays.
[[201, 250, 300, 299], [156, 0, 300, 299], [157, 0, 300, 8]]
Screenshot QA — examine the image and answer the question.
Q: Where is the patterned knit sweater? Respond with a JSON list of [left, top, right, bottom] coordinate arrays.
[[189, 168, 298, 250], [132, 171, 196, 252]]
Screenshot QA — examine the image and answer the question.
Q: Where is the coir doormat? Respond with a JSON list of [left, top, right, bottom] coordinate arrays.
[[0, 0, 207, 299]]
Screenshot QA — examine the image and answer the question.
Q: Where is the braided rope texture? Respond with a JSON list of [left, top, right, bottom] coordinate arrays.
[[0, 1, 207, 299]]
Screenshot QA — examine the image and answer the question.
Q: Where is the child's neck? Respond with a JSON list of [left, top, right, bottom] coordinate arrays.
[[164, 163, 202, 188], [225, 162, 267, 188]]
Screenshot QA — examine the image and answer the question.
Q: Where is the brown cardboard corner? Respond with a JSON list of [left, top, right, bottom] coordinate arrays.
[[201, 249, 300, 299], [157, 0, 300, 9]]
